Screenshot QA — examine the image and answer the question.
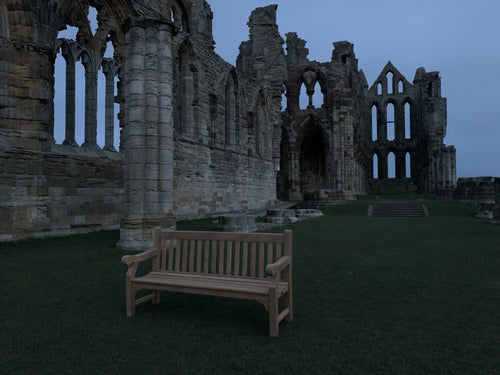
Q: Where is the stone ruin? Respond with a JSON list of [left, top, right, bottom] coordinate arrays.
[[1, 0, 466, 249]]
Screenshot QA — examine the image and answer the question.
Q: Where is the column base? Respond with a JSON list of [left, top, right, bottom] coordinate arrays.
[[117, 214, 176, 251]]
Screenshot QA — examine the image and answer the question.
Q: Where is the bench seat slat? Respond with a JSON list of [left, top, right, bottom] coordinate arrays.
[[134, 272, 288, 296]]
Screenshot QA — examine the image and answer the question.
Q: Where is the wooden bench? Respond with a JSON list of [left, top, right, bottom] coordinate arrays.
[[121, 228, 293, 337]]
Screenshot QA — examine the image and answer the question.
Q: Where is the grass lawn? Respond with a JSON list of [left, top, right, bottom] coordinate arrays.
[[1, 198, 499, 374]]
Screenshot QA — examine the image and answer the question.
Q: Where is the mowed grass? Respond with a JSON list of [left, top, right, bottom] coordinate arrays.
[[1, 198, 499, 374]]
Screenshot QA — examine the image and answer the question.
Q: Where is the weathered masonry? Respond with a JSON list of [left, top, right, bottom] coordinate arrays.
[[0, 0, 456, 248]]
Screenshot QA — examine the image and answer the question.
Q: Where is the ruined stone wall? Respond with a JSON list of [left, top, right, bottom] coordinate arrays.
[[172, 4, 286, 219], [366, 64, 456, 193], [278, 36, 369, 201], [1, 0, 459, 245], [454, 177, 497, 204], [0, 0, 126, 241], [1, 0, 286, 244]]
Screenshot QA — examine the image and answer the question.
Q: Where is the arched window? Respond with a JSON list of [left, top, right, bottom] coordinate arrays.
[[311, 81, 323, 108], [386, 72, 394, 94], [387, 103, 395, 141], [373, 154, 379, 179], [377, 82, 383, 95], [404, 102, 411, 139], [299, 82, 308, 110], [371, 105, 377, 142], [398, 80, 404, 93], [255, 94, 267, 156], [225, 72, 237, 145], [281, 84, 287, 111], [388, 152, 396, 178], [406, 152, 411, 178], [177, 41, 196, 137]]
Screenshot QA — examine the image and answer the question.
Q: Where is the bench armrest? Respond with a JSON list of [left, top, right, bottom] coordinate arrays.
[[265, 256, 291, 278], [121, 249, 158, 266]]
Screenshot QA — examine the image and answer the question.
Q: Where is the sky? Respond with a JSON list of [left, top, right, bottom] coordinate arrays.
[[208, 0, 500, 178]]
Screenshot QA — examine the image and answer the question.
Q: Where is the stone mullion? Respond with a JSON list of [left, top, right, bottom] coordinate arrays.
[[60, 40, 81, 146], [379, 153, 388, 180], [81, 49, 103, 150], [102, 58, 120, 152]]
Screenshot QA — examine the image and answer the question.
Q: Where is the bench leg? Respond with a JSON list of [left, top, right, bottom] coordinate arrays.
[[285, 290, 293, 322], [269, 288, 279, 337], [153, 291, 161, 304], [126, 286, 137, 317]]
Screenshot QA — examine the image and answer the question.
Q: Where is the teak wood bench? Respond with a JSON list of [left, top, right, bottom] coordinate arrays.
[[121, 228, 293, 337]]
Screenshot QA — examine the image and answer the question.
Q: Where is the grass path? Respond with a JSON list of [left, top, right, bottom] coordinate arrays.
[[1, 198, 499, 374]]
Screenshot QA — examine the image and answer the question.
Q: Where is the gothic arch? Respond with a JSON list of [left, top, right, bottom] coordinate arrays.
[[297, 120, 328, 193], [225, 69, 239, 145], [174, 38, 198, 137]]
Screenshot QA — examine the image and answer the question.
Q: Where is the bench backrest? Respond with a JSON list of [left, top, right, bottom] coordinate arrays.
[[153, 229, 292, 279]]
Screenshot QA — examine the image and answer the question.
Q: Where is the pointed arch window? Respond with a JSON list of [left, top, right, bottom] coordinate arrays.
[[373, 154, 379, 179], [387, 103, 395, 141], [386, 72, 394, 94], [388, 152, 396, 178], [398, 80, 404, 93], [225, 72, 238, 145], [404, 102, 411, 139], [371, 105, 378, 142], [406, 152, 412, 178]]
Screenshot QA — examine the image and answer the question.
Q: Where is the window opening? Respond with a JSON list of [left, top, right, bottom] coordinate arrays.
[[311, 82, 323, 108], [404, 102, 411, 139], [373, 154, 379, 179], [406, 152, 411, 178], [299, 83, 308, 110], [88, 6, 98, 36], [371, 105, 377, 142], [387, 103, 395, 141], [388, 152, 396, 178], [386, 72, 394, 95], [377, 82, 383, 95], [398, 80, 404, 93]]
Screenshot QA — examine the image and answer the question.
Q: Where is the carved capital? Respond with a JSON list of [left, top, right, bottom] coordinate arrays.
[[102, 58, 121, 80], [60, 39, 82, 65]]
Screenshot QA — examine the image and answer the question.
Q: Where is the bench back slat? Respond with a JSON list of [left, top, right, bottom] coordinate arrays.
[[154, 230, 291, 279]]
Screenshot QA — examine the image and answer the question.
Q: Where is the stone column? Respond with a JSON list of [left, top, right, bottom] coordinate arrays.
[[118, 19, 176, 251], [81, 48, 103, 150], [101, 58, 121, 152], [60, 39, 81, 146]]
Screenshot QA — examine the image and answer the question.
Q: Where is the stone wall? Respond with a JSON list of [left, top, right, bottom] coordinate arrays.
[[0, 147, 124, 241]]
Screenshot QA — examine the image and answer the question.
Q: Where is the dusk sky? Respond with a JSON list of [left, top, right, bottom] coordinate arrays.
[[209, 0, 500, 178]]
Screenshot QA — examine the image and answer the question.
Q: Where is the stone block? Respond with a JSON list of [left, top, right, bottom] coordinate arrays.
[[218, 214, 257, 233]]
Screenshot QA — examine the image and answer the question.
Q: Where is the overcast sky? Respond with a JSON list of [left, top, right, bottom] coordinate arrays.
[[208, 0, 500, 178]]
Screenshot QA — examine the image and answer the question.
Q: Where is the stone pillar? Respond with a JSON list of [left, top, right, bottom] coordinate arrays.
[[101, 58, 121, 152], [60, 39, 81, 146], [81, 48, 103, 150], [289, 151, 302, 200], [118, 19, 176, 251], [396, 153, 405, 180], [379, 153, 388, 180]]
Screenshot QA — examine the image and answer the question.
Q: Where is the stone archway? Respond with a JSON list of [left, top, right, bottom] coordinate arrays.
[[299, 125, 326, 194]]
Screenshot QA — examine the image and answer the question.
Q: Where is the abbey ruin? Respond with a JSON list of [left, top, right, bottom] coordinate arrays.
[[1, 0, 459, 249]]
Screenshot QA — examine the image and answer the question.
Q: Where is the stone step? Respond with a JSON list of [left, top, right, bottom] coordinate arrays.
[[369, 203, 428, 217]]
